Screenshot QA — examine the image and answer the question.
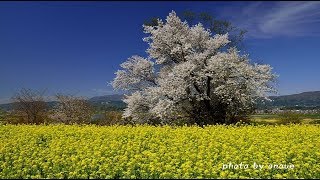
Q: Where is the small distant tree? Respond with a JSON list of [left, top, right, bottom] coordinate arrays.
[[51, 94, 94, 124], [112, 11, 277, 125], [11, 88, 47, 124]]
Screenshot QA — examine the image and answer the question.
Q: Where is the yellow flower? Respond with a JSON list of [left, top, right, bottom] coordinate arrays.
[[0, 124, 319, 178]]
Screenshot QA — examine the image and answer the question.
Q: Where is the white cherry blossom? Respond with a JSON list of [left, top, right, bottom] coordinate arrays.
[[112, 11, 277, 125]]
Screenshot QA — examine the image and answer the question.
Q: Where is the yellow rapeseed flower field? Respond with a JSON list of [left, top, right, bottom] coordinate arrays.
[[0, 124, 319, 179]]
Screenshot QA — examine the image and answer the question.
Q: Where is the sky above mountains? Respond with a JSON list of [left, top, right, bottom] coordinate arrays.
[[1, 1, 320, 104]]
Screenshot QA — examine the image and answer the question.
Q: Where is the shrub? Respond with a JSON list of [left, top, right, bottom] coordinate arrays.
[[308, 119, 320, 124], [0, 109, 6, 124], [91, 111, 125, 125], [277, 111, 303, 124], [4, 111, 50, 125]]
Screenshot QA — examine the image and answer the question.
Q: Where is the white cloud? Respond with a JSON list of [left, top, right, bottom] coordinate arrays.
[[91, 88, 115, 95], [0, 98, 11, 105], [219, 1, 320, 38]]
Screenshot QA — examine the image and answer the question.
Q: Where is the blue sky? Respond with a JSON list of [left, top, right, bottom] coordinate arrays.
[[1, 1, 320, 104]]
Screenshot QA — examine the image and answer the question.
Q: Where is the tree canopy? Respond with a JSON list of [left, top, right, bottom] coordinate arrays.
[[144, 10, 247, 50], [113, 11, 277, 125]]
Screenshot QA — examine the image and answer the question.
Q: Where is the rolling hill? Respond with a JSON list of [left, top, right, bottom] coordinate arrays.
[[257, 91, 320, 109], [88, 94, 126, 110]]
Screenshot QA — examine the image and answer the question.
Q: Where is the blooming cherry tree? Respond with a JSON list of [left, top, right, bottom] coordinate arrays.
[[51, 94, 94, 124], [112, 11, 277, 125]]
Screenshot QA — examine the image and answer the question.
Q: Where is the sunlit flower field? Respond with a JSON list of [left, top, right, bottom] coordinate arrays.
[[0, 124, 319, 179]]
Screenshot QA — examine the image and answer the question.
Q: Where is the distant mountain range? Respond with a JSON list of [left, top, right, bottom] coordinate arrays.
[[90, 91, 320, 109], [89, 94, 124, 102], [88, 94, 126, 110], [0, 94, 126, 111], [258, 91, 320, 109], [1, 91, 320, 111]]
